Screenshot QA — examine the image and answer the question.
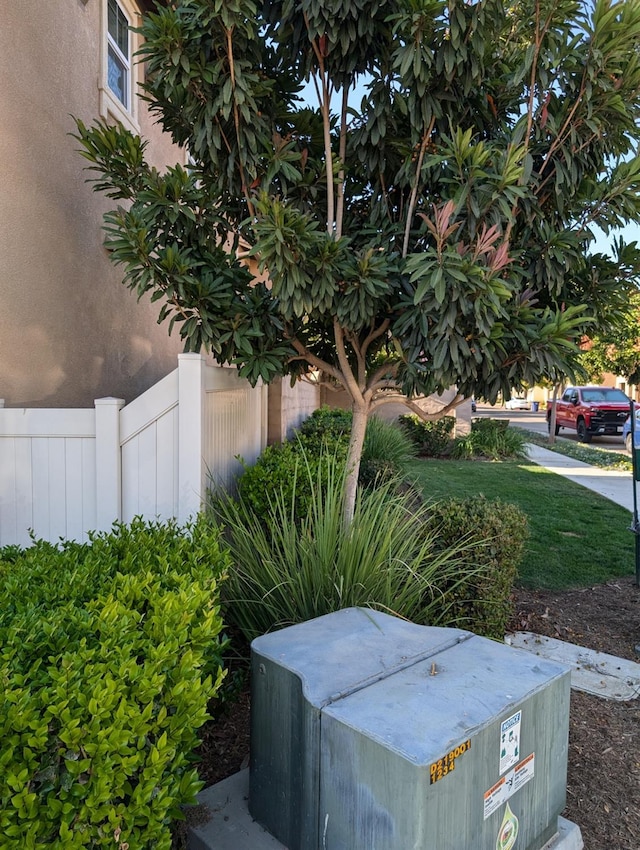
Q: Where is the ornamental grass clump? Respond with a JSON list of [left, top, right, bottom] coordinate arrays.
[[0, 518, 230, 850], [451, 418, 528, 460], [215, 454, 474, 642]]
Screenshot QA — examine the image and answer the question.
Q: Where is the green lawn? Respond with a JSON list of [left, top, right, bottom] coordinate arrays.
[[409, 457, 636, 590]]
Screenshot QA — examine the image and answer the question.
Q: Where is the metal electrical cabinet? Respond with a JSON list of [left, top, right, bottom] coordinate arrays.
[[250, 608, 571, 850]]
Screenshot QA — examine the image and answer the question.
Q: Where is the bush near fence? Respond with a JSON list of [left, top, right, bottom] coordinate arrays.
[[237, 407, 415, 520], [398, 414, 456, 457], [0, 518, 229, 850]]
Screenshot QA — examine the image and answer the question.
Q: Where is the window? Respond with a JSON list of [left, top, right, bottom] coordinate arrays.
[[107, 0, 130, 109], [100, 0, 140, 132]]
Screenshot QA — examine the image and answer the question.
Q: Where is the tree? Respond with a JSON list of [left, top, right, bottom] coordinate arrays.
[[580, 281, 640, 386], [76, 0, 640, 522]]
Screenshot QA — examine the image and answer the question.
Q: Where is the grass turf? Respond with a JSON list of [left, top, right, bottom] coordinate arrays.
[[409, 457, 636, 590]]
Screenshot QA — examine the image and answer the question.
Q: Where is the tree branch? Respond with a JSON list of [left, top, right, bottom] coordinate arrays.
[[370, 392, 464, 417], [305, 17, 335, 235], [334, 317, 364, 402], [288, 335, 344, 384], [364, 361, 401, 398], [226, 26, 255, 218], [361, 319, 391, 362], [336, 85, 349, 239], [402, 119, 434, 258]]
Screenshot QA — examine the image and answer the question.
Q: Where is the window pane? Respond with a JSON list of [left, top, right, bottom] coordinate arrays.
[[108, 0, 129, 57], [108, 46, 128, 108]]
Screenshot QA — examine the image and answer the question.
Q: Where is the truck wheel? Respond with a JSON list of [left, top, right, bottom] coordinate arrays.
[[577, 419, 592, 443], [547, 418, 560, 436]]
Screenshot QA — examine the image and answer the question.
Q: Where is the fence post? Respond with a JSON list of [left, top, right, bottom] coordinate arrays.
[[178, 354, 206, 523], [94, 397, 124, 531]]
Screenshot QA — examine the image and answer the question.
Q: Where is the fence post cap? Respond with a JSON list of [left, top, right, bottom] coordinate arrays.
[[94, 397, 125, 406]]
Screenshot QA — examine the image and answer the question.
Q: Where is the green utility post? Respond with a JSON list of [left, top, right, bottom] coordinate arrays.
[[629, 399, 640, 587]]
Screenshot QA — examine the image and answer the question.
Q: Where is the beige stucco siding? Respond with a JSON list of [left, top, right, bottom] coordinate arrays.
[[0, 0, 183, 407]]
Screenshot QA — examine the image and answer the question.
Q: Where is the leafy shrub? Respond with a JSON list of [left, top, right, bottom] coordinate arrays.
[[427, 496, 528, 639], [398, 414, 456, 456], [0, 518, 229, 850], [236, 436, 348, 521], [358, 457, 399, 489], [451, 418, 527, 460], [235, 409, 414, 521], [298, 405, 353, 446], [215, 456, 473, 642]]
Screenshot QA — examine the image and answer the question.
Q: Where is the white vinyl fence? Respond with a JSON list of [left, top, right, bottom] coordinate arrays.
[[0, 354, 267, 547]]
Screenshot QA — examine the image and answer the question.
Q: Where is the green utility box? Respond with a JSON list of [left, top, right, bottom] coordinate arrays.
[[250, 608, 571, 850]]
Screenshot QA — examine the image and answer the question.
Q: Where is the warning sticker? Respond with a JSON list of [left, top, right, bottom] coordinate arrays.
[[483, 753, 535, 820], [499, 710, 521, 774]]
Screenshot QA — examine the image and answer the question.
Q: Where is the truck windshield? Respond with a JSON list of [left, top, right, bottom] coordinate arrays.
[[582, 389, 630, 403]]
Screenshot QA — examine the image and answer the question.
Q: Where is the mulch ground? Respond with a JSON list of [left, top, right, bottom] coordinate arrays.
[[195, 577, 640, 850]]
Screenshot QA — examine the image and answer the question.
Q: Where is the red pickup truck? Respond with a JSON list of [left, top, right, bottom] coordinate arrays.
[[547, 386, 631, 443]]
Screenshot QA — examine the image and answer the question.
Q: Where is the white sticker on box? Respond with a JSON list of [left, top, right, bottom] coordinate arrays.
[[499, 710, 522, 774], [483, 753, 535, 820]]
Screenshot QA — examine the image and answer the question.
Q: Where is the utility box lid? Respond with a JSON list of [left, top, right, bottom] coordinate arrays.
[[250, 608, 570, 850]]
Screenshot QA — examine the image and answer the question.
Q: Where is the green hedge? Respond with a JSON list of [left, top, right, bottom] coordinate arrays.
[[398, 414, 456, 456], [236, 407, 414, 520], [0, 518, 229, 850], [427, 496, 528, 639]]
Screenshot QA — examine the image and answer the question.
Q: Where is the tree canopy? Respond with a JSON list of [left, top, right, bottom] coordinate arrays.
[[77, 0, 640, 517], [580, 284, 640, 384]]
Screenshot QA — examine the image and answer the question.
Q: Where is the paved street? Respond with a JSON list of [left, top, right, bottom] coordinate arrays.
[[475, 404, 628, 454]]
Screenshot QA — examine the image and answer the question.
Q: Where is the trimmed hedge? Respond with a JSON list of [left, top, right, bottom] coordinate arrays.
[[236, 407, 414, 519], [427, 496, 528, 639], [0, 518, 229, 850], [398, 414, 456, 456]]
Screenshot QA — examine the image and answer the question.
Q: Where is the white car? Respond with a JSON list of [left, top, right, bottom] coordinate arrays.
[[505, 397, 531, 410]]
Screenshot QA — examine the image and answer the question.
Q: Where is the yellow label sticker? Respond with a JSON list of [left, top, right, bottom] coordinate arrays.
[[429, 739, 471, 784]]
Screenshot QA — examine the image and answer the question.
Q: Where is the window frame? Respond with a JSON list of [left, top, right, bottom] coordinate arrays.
[[99, 0, 141, 132]]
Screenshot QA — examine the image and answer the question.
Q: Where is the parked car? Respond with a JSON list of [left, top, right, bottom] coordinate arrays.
[[622, 415, 640, 453], [547, 386, 631, 442], [505, 397, 530, 410]]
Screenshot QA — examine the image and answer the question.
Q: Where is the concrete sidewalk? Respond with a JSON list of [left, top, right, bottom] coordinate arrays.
[[525, 443, 635, 513]]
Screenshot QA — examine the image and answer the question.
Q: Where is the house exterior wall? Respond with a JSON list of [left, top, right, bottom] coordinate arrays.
[[0, 0, 184, 409]]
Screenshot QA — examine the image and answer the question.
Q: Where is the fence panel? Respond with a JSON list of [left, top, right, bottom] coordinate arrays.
[[0, 358, 269, 547], [0, 409, 96, 547], [203, 365, 267, 495], [121, 405, 179, 523]]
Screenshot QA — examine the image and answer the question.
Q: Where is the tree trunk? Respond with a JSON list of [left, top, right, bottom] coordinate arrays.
[[343, 402, 369, 526]]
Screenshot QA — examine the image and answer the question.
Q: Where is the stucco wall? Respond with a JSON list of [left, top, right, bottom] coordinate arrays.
[[0, 0, 184, 407]]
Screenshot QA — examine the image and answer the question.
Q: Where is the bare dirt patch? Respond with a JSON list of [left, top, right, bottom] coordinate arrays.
[[511, 577, 640, 850]]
